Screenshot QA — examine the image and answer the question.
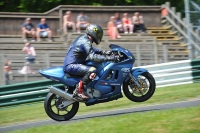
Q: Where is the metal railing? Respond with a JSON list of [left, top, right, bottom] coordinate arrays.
[[0, 42, 171, 86], [161, 2, 200, 58], [139, 58, 200, 87], [0, 53, 51, 85], [0, 58, 200, 107]]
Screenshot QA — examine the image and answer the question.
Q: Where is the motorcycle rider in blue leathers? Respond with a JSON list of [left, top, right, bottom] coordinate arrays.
[[63, 24, 118, 100]]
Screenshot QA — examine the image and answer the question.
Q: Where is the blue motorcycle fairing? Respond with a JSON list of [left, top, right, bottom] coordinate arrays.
[[85, 58, 134, 106], [40, 44, 136, 106], [85, 61, 110, 74], [125, 68, 148, 82], [109, 44, 135, 62], [39, 67, 81, 86]]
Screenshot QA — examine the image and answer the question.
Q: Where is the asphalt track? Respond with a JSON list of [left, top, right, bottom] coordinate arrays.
[[0, 99, 200, 133]]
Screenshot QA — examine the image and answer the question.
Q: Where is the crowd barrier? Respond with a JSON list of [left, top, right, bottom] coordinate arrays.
[[0, 59, 200, 107]]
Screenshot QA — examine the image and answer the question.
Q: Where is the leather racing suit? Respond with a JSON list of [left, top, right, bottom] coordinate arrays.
[[63, 34, 115, 86]]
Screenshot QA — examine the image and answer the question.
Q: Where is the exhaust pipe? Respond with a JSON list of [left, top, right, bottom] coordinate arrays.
[[48, 86, 73, 101]]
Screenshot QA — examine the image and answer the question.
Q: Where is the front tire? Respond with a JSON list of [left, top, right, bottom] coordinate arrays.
[[44, 92, 79, 121], [123, 72, 156, 102]]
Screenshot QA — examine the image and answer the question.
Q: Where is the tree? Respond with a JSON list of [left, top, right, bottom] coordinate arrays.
[[0, 0, 185, 13]]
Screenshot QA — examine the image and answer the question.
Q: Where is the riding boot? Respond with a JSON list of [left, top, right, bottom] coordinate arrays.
[[75, 71, 96, 100], [77, 80, 89, 99]]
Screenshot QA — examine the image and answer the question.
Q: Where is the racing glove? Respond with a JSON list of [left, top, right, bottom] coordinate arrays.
[[102, 50, 112, 55], [105, 55, 120, 62]]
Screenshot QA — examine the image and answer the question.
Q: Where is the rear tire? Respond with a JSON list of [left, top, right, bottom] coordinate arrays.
[[44, 92, 79, 121], [123, 72, 156, 102]]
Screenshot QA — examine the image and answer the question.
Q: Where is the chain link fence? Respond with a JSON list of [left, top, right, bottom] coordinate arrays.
[[185, 0, 200, 58], [189, 0, 200, 30]]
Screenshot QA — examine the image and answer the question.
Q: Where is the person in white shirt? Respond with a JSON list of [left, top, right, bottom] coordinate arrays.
[[18, 42, 36, 74], [76, 12, 89, 33]]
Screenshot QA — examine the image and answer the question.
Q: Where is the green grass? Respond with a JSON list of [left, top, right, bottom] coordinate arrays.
[[0, 83, 200, 126], [7, 106, 200, 133]]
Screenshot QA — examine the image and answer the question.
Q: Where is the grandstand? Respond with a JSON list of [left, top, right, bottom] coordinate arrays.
[[0, 2, 198, 85]]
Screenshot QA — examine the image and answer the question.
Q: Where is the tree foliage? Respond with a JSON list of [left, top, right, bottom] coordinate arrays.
[[0, 0, 185, 13]]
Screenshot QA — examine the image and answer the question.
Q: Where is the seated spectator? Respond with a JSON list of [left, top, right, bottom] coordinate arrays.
[[122, 13, 133, 34], [22, 18, 36, 42], [18, 42, 36, 74], [63, 11, 76, 34], [36, 18, 52, 42], [4, 59, 13, 85], [132, 12, 146, 33], [114, 13, 123, 33], [107, 16, 121, 39], [76, 12, 89, 33]]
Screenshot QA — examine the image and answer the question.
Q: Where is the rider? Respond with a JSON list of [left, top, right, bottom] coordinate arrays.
[[63, 24, 118, 100]]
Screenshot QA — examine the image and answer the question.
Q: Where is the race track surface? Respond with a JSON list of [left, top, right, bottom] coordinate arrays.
[[0, 99, 200, 133]]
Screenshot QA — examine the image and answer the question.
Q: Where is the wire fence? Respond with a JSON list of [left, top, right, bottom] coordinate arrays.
[[184, 0, 200, 58], [189, 0, 200, 30]]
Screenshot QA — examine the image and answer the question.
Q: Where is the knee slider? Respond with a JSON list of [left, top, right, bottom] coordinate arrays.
[[89, 67, 96, 79], [82, 67, 97, 85], [89, 67, 96, 72]]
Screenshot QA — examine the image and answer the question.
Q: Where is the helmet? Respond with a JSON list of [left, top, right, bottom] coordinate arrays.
[[86, 24, 103, 45]]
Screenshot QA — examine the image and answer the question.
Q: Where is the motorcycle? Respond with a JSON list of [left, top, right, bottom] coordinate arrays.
[[39, 44, 156, 121]]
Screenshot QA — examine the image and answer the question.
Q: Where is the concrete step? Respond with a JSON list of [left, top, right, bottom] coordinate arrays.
[[0, 47, 68, 51], [0, 50, 67, 54], [0, 35, 64, 42], [0, 41, 65, 44], [167, 46, 187, 52]]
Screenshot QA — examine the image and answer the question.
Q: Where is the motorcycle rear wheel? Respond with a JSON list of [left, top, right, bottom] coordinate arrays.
[[123, 72, 156, 102], [44, 92, 79, 121]]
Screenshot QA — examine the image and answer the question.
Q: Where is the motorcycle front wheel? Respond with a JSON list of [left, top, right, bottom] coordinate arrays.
[[123, 72, 156, 102], [44, 92, 79, 121]]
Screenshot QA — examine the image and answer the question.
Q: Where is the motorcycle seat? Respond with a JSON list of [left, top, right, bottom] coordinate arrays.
[[63, 67, 83, 78], [65, 73, 84, 78]]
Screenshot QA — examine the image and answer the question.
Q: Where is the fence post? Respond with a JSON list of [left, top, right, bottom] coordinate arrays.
[[163, 45, 168, 62], [24, 61, 28, 82], [1, 53, 5, 85], [136, 45, 141, 66], [59, 9, 63, 34], [46, 52, 50, 68], [171, 7, 176, 31], [153, 37, 158, 64], [185, 0, 194, 59]]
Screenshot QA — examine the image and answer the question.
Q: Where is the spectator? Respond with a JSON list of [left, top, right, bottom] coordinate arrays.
[[22, 18, 36, 42], [122, 13, 133, 34], [107, 16, 121, 39], [63, 11, 76, 34], [114, 13, 123, 33], [18, 42, 36, 74], [36, 18, 52, 42], [132, 12, 146, 33], [76, 12, 89, 33], [4, 59, 13, 85]]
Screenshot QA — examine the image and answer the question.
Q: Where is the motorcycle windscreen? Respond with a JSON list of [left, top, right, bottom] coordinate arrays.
[[39, 66, 80, 86]]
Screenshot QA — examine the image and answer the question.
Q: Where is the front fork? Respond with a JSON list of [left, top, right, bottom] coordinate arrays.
[[126, 68, 148, 89], [128, 72, 142, 88]]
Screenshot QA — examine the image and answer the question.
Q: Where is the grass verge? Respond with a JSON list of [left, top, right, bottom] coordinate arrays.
[[0, 83, 200, 126], [7, 106, 200, 133]]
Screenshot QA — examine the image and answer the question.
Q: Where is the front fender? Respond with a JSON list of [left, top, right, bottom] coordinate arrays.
[[125, 68, 148, 82]]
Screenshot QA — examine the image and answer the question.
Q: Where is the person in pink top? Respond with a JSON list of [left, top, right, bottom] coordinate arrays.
[[122, 13, 133, 34], [107, 16, 121, 39]]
